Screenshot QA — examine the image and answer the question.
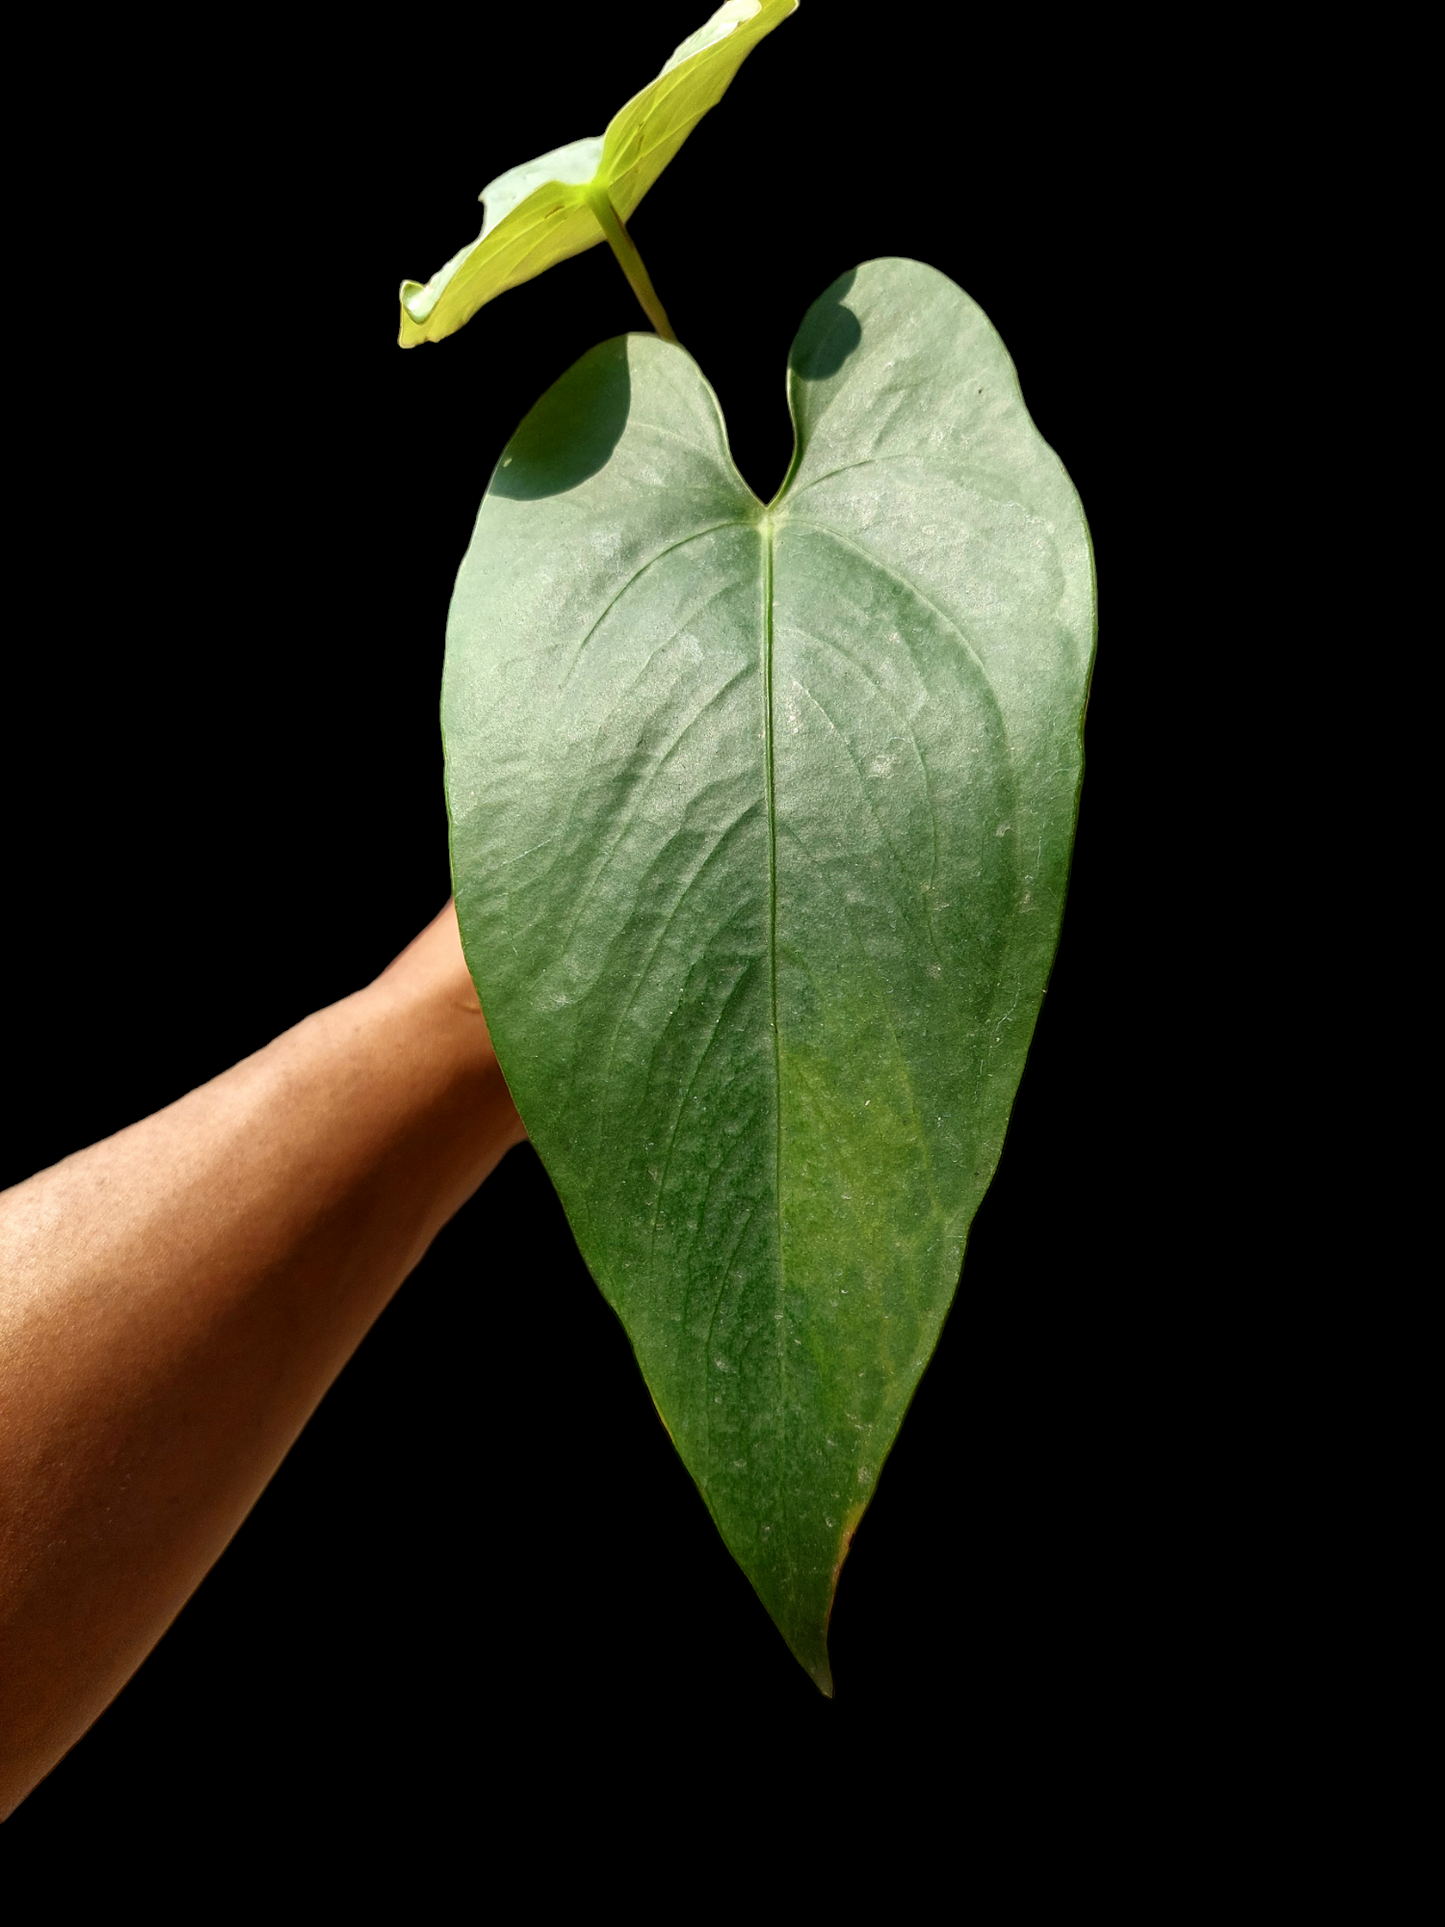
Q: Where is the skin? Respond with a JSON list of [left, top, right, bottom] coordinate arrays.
[[0, 903, 524, 1818]]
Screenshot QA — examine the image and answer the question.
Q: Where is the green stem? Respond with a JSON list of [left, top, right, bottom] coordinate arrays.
[[588, 189, 679, 345]]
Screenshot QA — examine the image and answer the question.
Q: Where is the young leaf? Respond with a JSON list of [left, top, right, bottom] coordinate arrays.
[[398, 0, 797, 347], [444, 259, 1096, 1690]]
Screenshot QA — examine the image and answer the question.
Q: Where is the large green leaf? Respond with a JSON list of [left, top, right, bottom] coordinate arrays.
[[398, 0, 797, 346], [444, 258, 1095, 1689]]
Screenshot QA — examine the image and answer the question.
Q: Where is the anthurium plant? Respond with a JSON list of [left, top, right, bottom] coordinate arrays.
[[398, 0, 1095, 1694]]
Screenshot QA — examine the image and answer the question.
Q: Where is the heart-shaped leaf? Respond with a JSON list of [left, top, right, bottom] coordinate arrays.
[[399, 0, 797, 347], [444, 258, 1095, 1689]]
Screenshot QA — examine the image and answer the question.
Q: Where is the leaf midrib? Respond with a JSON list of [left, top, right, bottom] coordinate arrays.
[[759, 509, 790, 1591]]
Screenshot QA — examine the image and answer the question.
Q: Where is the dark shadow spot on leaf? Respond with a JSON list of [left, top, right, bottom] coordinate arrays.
[[790, 270, 863, 382], [491, 337, 631, 499]]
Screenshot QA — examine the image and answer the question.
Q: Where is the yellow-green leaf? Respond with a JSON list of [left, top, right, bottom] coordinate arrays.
[[398, 0, 797, 348]]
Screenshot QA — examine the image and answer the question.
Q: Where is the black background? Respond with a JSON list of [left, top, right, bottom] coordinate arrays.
[[4, 1, 1211, 1849]]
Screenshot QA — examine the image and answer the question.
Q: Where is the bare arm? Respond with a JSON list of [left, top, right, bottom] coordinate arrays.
[[0, 903, 523, 1817]]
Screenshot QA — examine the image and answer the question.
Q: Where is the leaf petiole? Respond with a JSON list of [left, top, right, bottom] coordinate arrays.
[[586, 189, 679, 345]]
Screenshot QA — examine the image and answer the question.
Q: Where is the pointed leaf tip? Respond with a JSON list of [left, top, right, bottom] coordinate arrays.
[[395, 0, 797, 345]]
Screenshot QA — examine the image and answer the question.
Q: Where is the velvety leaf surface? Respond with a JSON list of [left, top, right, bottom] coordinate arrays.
[[444, 259, 1095, 1688], [398, 0, 796, 346]]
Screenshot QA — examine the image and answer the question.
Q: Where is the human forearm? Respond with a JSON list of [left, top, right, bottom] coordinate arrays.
[[0, 905, 522, 1815]]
